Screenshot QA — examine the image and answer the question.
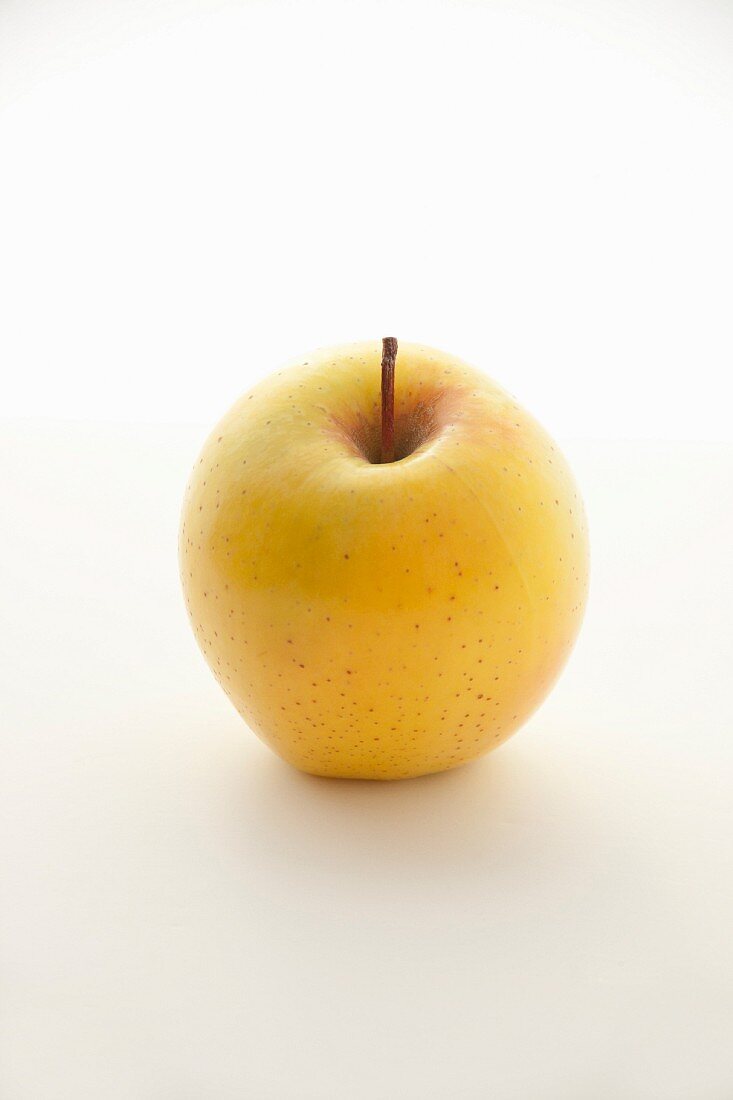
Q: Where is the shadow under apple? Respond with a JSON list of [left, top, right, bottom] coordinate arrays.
[[208, 725, 599, 898]]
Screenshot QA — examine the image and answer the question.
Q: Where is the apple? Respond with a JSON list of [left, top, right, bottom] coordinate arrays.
[[180, 339, 588, 779]]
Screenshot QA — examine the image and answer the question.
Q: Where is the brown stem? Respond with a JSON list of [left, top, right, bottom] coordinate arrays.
[[380, 336, 398, 463]]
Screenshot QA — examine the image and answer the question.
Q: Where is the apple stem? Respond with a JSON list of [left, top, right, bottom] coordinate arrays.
[[380, 337, 398, 463]]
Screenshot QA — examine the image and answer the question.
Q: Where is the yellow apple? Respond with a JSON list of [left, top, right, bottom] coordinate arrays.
[[180, 340, 588, 779]]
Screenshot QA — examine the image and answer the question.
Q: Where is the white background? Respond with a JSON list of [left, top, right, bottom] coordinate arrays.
[[1, 0, 732, 438], [2, 3, 733, 1098]]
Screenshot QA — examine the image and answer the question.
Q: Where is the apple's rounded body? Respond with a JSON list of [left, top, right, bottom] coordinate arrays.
[[180, 342, 588, 780]]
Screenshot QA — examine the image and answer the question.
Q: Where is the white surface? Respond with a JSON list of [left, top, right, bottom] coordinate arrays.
[[0, 0, 732, 440], [1, 422, 732, 1099]]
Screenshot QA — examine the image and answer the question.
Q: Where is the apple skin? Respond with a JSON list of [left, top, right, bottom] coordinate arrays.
[[180, 342, 588, 780]]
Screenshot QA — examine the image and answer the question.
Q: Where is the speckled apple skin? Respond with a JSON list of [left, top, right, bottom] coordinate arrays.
[[180, 342, 588, 780]]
